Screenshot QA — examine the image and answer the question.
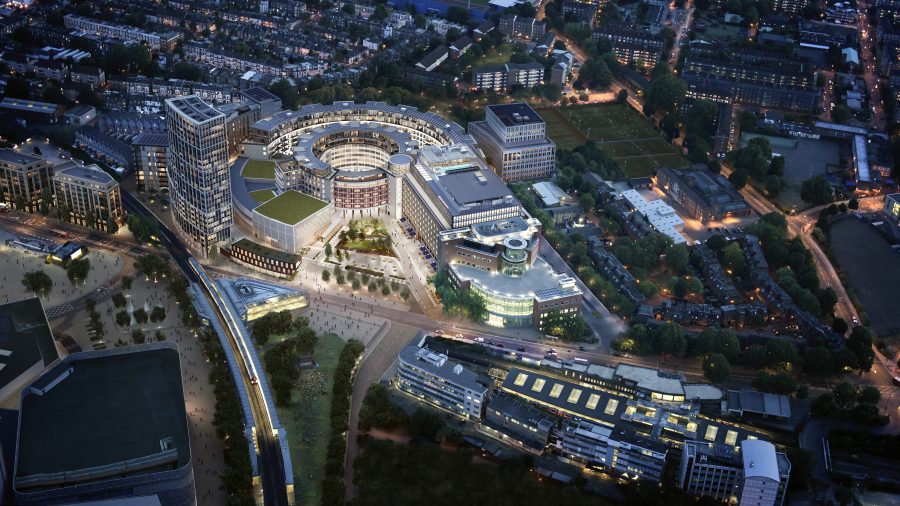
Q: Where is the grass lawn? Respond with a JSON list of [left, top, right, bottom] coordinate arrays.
[[536, 103, 690, 178], [272, 333, 345, 506], [249, 189, 275, 203], [478, 42, 513, 66], [255, 190, 327, 225], [242, 159, 277, 179]]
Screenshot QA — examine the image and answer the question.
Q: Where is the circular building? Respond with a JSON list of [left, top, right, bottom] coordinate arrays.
[[243, 101, 475, 217]]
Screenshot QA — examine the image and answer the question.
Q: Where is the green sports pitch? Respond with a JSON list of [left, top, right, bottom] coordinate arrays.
[[536, 103, 690, 178]]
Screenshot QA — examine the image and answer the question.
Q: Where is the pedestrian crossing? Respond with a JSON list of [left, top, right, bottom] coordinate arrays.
[[46, 302, 73, 319]]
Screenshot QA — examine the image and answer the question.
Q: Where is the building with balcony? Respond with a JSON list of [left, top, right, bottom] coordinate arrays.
[[165, 95, 232, 258], [0, 150, 53, 213], [53, 163, 123, 232]]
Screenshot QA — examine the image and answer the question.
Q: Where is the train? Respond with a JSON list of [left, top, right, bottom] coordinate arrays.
[[187, 257, 261, 386]]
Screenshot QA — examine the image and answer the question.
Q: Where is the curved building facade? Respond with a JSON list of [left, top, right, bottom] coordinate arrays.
[[244, 102, 474, 215]]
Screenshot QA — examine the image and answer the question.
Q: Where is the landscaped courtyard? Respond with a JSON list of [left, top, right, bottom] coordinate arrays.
[[337, 219, 394, 257], [536, 103, 690, 178]]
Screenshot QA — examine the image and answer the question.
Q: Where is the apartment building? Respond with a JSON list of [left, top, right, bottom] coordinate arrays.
[[472, 62, 545, 92], [132, 132, 169, 193], [53, 163, 123, 231], [63, 14, 181, 51], [396, 343, 488, 420], [70, 64, 106, 89], [594, 27, 664, 67], [681, 47, 820, 112], [468, 103, 556, 182], [165, 95, 232, 258], [499, 15, 546, 40], [0, 150, 53, 213]]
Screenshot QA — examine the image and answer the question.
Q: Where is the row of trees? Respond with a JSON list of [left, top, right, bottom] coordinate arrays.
[[321, 339, 365, 506], [251, 310, 296, 346], [813, 382, 888, 425]]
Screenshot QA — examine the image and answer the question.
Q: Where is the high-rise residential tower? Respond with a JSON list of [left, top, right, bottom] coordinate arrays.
[[165, 95, 232, 258]]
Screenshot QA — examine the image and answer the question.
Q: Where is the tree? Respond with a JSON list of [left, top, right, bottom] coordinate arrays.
[[646, 73, 687, 113], [132, 329, 145, 344], [800, 176, 833, 205], [832, 105, 852, 124], [858, 385, 881, 405], [848, 326, 875, 372], [269, 79, 300, 109], [668, 276, 689, 298], [400, 286, 411, 301], [703, 353, 731, 383], [22, 271, 53, 297], [321, 270, 330, 282], [722, 242, 746, 274], [695, 328, 740, 363], [66, 258, 91, 285], [832, 382, 857, 409], [768, 156, 785, 177], [848, 198, 859, 210], [729, 169, 749, 189], [803, 346, 834, 376], [765, 175, 784, 198], [39, 188, 51, 215], [368, 280, 377, 293], [135, 254, 170, 281], [665, 244, 689, 274], [657, 322, 687, 357], [616, 89, 628, 104], [706, 234, 727, 252], [107, 217, 119, 234], [765, 338, 799, 368], [122, 276, 133, 291], [832, 317, 848, 334]]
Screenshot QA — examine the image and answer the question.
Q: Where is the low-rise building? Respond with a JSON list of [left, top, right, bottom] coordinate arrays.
[[396, 342, 488, 420], [69, 64, 106, 89], [0, 150, 53, 213], [416, 45, 449, 72], [560, 418, 669, 482], [656, 167, 751, 223], [226, 238, 302, 278], [53, 163, 123, 231], [0, 298, 58, 407], [468, 103, 556, 182], [483, 391, 557, 452]]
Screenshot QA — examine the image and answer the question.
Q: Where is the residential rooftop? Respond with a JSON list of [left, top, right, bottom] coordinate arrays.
[[0, 149, 45, 166], [56, 163, 116, 185], [165, 95, 224, 124]]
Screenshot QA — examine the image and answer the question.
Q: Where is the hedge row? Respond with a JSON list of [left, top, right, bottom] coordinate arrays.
[[321, 339, 365, 506]]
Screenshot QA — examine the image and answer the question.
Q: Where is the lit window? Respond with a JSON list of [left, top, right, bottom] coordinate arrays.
[[704, 425, 719, 442], [586, 394, 601, 410], [604, 398, 619, 415], [725, 430, 738, 446], [567, 389, 582, 404], [532, 378, 546, 392], [513, 373, 528, 386], [549, 383, 564, 398]]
